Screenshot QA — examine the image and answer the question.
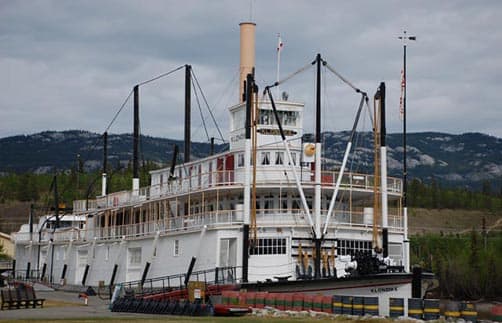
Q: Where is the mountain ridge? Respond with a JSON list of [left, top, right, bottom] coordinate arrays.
[[1, 130, 501, 190]]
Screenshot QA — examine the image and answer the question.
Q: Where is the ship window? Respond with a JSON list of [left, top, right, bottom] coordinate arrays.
[[128, 248, 141, 265], [174, 239, 180, 256], [208, 162, 213, 185], [261, 152, 270, 165], [259, 109, 273, 125], [292, 198, 301, 211], [275, 152, 284, 165], [281, 194, 288, 210], [250, 238, 287, 255], [264, 195, 274, 213], [237, 153, 244, 167], [283, 111, 298, 126], [288, 153, 297, 165]]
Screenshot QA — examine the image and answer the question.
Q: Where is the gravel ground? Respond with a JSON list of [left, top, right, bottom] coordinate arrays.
[[0, 290, 162, 320]]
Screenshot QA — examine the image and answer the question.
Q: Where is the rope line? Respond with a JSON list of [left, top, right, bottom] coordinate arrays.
[[267, 62, 313, 89], [191, 69, 226, 143], [191, 76, 210, 141], [137, 65, 185, 87], [324, 62, 362, 94]]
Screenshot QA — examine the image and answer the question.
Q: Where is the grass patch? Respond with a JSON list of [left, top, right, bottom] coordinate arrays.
[[43, 299, 87, 308]]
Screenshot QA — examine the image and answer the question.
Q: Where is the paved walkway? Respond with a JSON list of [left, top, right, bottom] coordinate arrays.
[[0, 290, 162, 320]]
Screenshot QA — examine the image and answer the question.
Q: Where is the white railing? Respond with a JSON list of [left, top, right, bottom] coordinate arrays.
[[14, 207, 403, 243], [255, 208, 403, 230], [73, 169, 402, 212]]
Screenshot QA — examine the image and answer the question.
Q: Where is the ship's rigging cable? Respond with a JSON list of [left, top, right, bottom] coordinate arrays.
[[268, 55, 374, 239], [104, 89, 134, 134], [268, 62, 314, 88], [137, 65, 185, 87], [190, 69, 226, 144], [190, 76, 210, 142], [91, 65, 186, 157], [324, 62, 362, 94], [78, 91, 133, 174]]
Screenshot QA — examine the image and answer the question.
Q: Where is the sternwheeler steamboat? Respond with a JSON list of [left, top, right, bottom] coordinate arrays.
[[12, 22, 431, 316]]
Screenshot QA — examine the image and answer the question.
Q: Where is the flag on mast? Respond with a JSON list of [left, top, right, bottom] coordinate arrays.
[[276, 34, 283, 96], [399, 68, 405, 120]]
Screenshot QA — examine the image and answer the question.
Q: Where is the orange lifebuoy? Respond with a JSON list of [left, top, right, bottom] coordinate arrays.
[[304, 143, 316, 157]]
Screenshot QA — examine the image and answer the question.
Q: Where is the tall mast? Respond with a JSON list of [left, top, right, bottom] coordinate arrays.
[[372, 89, 382, 252], [132, 85, 140, 194], [379, 82, 389, 258], [184, 64, 191, 162], [101, 131, 108, 196], [314, 53, 322, 279], [242, 72, 253, 283]]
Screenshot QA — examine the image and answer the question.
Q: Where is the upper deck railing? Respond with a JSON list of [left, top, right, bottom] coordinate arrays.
[[73, 169, 402, 212]]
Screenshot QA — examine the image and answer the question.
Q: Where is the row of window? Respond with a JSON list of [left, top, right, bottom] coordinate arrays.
[[337, 239, 372, 256], [157, 149, 301, 185], [237, 152, 297, 167], [259, 110, 299, 126], [112, 238, 373, 266], [249, 238, 287, 255], [128, 240, 181, 266], [232, 108, 299, 131]]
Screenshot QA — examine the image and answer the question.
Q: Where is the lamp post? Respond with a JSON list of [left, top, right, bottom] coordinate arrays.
[[398, 30, 416, 273]]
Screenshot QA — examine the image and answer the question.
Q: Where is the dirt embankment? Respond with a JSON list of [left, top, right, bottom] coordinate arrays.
[[0, 202, 32, 234], [408, 208, 502, 235]]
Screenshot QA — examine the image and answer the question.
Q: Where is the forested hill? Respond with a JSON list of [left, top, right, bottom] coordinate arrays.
[[1, 130, 501, 190]]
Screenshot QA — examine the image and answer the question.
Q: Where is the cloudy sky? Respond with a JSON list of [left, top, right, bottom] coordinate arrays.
[[1, 0, 501, 142]]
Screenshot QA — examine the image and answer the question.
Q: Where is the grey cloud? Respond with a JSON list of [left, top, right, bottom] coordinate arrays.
[[0, 0, 501, 139]]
